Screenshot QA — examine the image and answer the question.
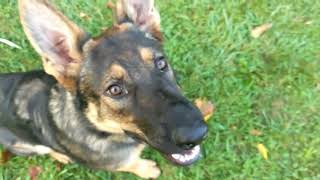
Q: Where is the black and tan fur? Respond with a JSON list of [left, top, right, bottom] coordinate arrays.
[[0, 0, 208, 178]]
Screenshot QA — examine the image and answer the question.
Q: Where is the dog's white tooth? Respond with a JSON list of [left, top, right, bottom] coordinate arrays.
[[186, 154, 192, 161], [185, 155, 190, 161], [189, 152, 195, 159], [190, 151, 195, 158], [183, 156, 188, 162], [193, 151, 198, 157], [183, 154, 189, 161], [179, 155, 186, 162], [192, 146, 199, 154], [172, 154, 181, 160], [188, 146, 200, 160], [195, 145, 200, 152]]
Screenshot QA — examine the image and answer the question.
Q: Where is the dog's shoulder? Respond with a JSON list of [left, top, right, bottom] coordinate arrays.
[[0, 70, 56, 94], [0, 70, 57, 123]]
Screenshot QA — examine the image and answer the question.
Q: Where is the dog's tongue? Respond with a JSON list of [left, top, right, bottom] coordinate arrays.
[[165, 145, 201, 166]]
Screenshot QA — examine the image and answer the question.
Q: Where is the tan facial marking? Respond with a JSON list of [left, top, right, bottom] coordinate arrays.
[[85, 101, 148, 139], [120, 123, 147, 140], [85, 102, 125, 134], [109, 63, 127, 79], [139, 47, 153, 64]]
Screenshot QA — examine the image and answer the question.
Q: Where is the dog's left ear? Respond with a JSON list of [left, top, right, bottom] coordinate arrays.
[[115, 0, 162, 41], [19, 0, 87, 91]]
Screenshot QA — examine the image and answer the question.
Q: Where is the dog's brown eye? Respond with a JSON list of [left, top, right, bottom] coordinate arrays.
[[155, 57, 167, 71], [108, 85, 123, 96]]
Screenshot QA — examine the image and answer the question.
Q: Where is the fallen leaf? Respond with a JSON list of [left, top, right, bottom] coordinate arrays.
[[29, 166, 42, 180], [79, 12, 90, 20], [0, 38, 22, 49], [194, 99, 215, 122], [230, 125, 237, 130], [0, 150, 11, 164], [256, 143, 268, 160], [316, 83, 320, 91], [101, 27, 108, 32], [55, 162, 62, 172], [106, 1, 115, 9], [251, 23, 273, 38], [250, 129, 263, 136], [305, 20, 313, 25]]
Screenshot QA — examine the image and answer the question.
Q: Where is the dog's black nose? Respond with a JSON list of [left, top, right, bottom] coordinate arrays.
[[173, 123, 208, 150]]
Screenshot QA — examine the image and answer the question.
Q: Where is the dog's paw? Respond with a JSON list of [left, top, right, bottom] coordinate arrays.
[[134, 159, 161, 179], [49, 151, 73, 164]]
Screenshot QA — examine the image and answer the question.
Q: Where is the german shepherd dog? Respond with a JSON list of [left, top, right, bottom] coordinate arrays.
[[0, 0, 208, 178]]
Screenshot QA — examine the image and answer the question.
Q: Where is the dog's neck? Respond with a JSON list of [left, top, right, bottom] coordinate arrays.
[[48, 84, 138, 151], [49, 85, 112, 139]]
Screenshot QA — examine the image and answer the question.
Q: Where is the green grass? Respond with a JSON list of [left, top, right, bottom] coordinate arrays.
[[1, 0, 320, 179]]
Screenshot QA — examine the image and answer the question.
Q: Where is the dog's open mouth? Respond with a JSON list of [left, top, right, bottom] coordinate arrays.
[[164, 145, 201, 166]]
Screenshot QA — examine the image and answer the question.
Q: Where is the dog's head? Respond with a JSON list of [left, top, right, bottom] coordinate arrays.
[[19, 0, 208, 165]]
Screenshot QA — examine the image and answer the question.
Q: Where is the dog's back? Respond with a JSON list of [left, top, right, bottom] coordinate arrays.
[[0, 71, 57, 144]]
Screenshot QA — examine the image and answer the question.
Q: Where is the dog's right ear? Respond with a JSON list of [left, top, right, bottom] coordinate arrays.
[[115, 0, 162, 41], [19, 0, 87, 91]]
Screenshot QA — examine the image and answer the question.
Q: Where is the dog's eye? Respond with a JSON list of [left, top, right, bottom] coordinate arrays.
[[155, 56, 167, 71], [107, 84, 123, 96]]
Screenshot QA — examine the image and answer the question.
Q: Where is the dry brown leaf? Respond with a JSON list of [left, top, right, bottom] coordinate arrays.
[[251, 23, 273, 38], [0, 150, 11, 164], [256, 143, 268, 160], [194, 99, 215, 122], [29, 166, 42, 180], [250, 129, 263, 136], [106, 1, 115, 9], [55, 162, 62, 172]]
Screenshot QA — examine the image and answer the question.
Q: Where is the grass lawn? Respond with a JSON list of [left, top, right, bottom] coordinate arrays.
[[1, 0, 320, 179]]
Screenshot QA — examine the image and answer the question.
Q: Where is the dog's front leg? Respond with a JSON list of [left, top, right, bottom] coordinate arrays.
[[10, 143, 72, 164], [0, 127, 72, 164], [116, 144, 161, 179]]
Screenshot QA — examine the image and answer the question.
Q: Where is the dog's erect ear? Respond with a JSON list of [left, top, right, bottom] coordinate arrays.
[[19, 0, 87, 91], [115, 0, 162, 40]]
